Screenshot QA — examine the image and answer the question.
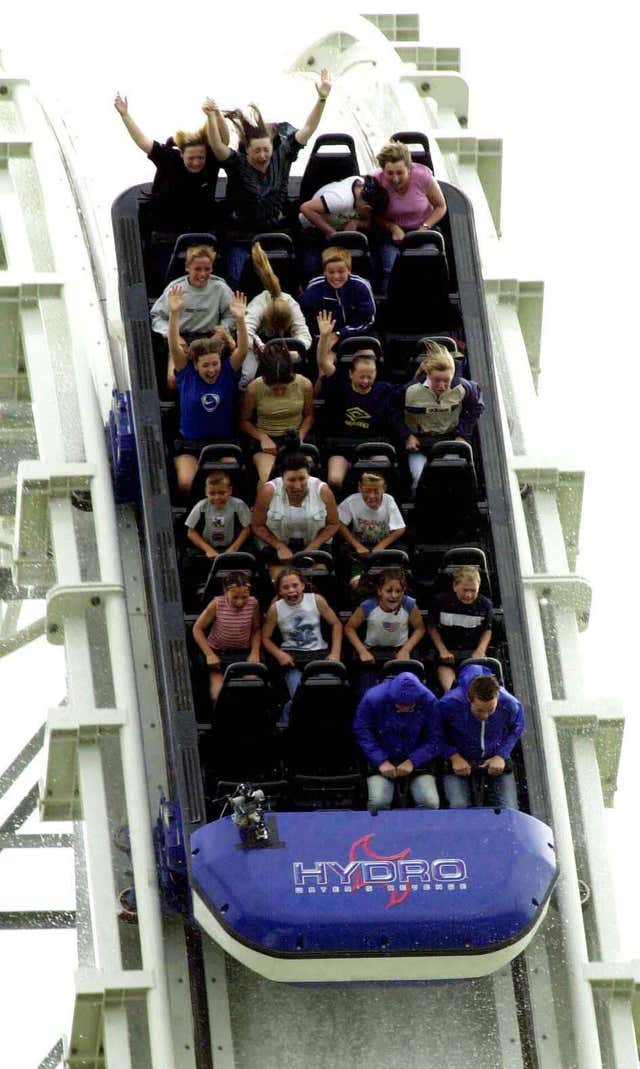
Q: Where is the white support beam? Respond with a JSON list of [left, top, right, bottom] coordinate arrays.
[[400, 70, 469, 123], [549, 699, 624, 807], [13, 461, 94, 587], [65, 969, 152, 1069], [41, 706, 127, 822]]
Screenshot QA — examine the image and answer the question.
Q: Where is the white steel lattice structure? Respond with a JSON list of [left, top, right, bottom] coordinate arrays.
[[0, 12, 638, 1068]]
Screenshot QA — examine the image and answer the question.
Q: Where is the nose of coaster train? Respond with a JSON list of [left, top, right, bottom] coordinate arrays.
[[191, 808, 558, 982]]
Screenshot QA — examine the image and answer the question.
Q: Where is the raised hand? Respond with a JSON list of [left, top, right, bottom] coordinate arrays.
[[167, 285, 184, 314], [229, 291, 247, 319], [202, 97, 220, 115], [316, 310, 336, 336], [114, 93, 128, 115], [318, 69, 332, 99]]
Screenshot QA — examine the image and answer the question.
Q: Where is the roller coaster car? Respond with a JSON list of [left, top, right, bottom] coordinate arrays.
[[112, 147, 557, 985]]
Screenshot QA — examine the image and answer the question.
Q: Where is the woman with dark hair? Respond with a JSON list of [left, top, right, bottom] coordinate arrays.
[[201, 70, 332, 286], [251, 441, 339, 580], [239, 342, 314, 483]]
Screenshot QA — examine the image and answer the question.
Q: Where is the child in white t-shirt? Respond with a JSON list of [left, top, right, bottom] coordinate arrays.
[[337, 473, 406, 586], [345, 566, 425, 693], [184, 472, 251, 558]]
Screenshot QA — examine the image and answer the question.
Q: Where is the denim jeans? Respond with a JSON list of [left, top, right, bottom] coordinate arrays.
[[444, 771, 518, 809], [225, 244, 251, 290], [377, 241, 401, 295], [408, 449, 428, 493], [367, 772, 439, 810]]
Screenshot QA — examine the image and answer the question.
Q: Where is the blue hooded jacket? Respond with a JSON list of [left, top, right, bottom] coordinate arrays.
[[353, 672, 442, 769], [438, 663, 524, 763], [300, 274, 376, 338]]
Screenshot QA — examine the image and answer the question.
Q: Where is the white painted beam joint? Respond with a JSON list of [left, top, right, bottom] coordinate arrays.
[[522, 574, 592, 631]]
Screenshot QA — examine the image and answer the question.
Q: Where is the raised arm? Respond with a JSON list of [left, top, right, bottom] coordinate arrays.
[[315, 311, 338, 379], [202, 98, 232, 161], [114, 94, 153, 155], [228, 292, 249, 370], [167, 286, 188, 370], [295, 69, 332, 146]]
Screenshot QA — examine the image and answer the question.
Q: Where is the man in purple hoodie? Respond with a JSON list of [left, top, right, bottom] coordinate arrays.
[[354, 672, 442, 811], [438, 663, 524, 809]]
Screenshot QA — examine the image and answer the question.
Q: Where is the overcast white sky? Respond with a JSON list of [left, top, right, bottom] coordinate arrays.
[[1, 2, 638, 1064]]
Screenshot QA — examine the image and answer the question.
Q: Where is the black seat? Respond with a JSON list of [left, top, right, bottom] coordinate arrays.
[[343, 441, 399, 499], [361, 548, 411, 581], [458, 656, 504, 687], [323, 230, 374, 282], [190, 443, 250, 504], [288, 549, 337, 605], [204, 662, 281, 779], [288, 660, 354, 766], [414, 440, 478, 542], [200, 552, 259, 606], [384, 230, 453, 336], [299, 134, 360, 204], [435, 546, 492, 599], [390, 130, 435, 172], [411, 334, 467, 378], [380, 658, 425, 682], [238, 233, 299, 300], [335, 334, 383, 369], [165, 232, 219, 286], [271, 441, 322, 479]]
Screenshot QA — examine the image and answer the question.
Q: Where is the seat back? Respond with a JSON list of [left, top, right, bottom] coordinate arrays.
[[385, 230, 452, 334], [290, 772, 364, 810], [165, 232, 218, 286], [343, 441, 399, 499], [288, 660, 356, 773], [190, 443, 249, 504], [288, 550, 337, 605], [414, 440, 478, 541], [380, 658, 425, 682], [336, 334, 383, 369], [436, 546, 491, 599], [458, 656, 504, 686], [299, 134, 360, 203], [201, 552, 258, 605], [238, 233, 299, 301], [389, 130, 435, 172], [323, 230, 373, 282]]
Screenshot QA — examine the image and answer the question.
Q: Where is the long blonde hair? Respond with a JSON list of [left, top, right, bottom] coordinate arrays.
[[252, 242, 293, 337]]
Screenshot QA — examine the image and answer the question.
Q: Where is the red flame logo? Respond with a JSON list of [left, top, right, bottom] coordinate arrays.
[[348, 833, 412, 909]]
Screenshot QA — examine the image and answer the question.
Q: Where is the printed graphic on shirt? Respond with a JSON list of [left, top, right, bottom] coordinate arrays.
[[344, 405, 372, 430], [381, 618, 402, 635], [354, 517, 388, 545], [439, 611, 485, 629], [208, 515, 227, 545], [201, 391, 222, 413], [286, 613, 320, 649]]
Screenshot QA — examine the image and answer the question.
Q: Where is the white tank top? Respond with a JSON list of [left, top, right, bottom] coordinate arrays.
[[276, 592, 327, 651]]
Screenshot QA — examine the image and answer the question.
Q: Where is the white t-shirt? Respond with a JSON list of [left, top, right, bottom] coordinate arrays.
[[299, 175, 363, 230], [185, 496, 251, 548], [361, 595, 416, 648], [338, 493, 404, 547], [276, 593, 327, 651]]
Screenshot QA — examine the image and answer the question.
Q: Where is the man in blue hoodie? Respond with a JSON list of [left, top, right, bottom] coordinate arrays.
[[438, 663, 524, 809], [354, 672, 442, 810]]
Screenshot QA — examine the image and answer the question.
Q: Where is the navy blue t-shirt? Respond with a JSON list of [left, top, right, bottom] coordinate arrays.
[[429, 590, 493, 650], [321, 371, 406, 439], [176, 359, 239, 440]]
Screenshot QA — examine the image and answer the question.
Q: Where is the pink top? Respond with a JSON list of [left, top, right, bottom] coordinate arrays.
[[374, 162, 434, 231], [207, 595, 257, 651]]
